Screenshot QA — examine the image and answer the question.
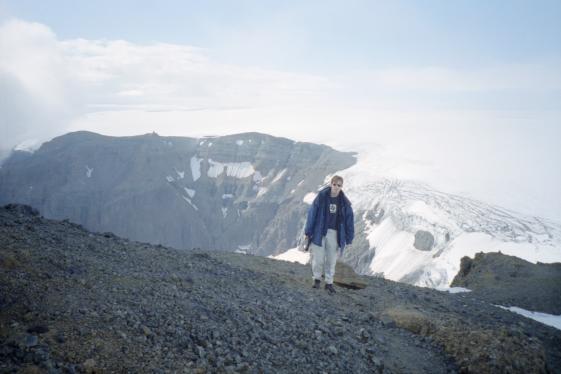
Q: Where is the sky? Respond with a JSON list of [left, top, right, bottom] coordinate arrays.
[[0, 0, 560, 221]]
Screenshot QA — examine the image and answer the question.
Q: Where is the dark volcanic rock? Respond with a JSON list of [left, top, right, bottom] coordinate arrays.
[[1, 204, 560, 373], [413, 230, 435, 251], [451, 251, 561, 314]]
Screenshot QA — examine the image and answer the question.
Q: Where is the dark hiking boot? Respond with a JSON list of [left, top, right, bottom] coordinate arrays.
[[325, 284, 336, 294], [312, 279, 321, 289]]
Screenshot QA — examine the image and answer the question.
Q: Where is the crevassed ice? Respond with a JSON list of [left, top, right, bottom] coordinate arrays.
[[190, 156, 202, 181], [364, 216, 561, 288], [221, 207, 228, 218]]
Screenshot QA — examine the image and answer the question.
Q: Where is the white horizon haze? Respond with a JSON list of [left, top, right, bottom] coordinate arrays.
[[1, 1, 560, 222]]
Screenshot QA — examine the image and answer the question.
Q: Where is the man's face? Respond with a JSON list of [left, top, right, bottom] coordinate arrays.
[[331, 180, 343, 194]]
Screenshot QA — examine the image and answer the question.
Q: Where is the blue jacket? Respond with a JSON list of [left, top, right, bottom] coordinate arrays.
[[305, 186, 354, 252]]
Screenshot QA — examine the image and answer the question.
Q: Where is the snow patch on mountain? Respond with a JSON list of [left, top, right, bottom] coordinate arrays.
[[190, 156, 202, 181], [14, 139, 41, 153], [182, 195, 198, 211], [269, 247, 310, 265], [303, 193, 315, 205], [498, 306, 561, 331], [175, 169, 185, 179], [184, 188, 195, 198], [253, 171, 263, 183], [207, 159, 255, 179], [436, 287, 472, 294], [272, 169, 287, 183], [257, 187, 268, 198]]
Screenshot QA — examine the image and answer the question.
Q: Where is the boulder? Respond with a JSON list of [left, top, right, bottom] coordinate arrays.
[[413, 230, 434, 251], [334, 261, 367, 289]]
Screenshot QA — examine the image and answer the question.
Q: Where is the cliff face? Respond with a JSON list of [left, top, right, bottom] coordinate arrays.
[[0, 131, 356, 255], [1, 204, 560, 373]]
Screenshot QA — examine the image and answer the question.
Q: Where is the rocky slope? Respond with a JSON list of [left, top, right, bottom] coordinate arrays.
[[0, 131, 355, 255], [1, 204, 561, 373], [451, 252, 561, 315]]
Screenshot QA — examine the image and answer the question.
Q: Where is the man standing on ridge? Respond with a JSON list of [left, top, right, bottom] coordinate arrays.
[[305, 175, 354, 294]]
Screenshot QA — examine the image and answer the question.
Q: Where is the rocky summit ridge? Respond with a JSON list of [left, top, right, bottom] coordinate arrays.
[[1, 204, 561, 373], [451, 251, 561, 315]]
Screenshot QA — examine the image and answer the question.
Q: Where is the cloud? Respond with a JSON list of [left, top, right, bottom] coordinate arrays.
[[0, 18, 560, 221], [0, 19, 331, 151], [3, 18, 558, 146], [331, 62, 561, 113], [59, 38, 331, 112], [0, 19, 81, 149]]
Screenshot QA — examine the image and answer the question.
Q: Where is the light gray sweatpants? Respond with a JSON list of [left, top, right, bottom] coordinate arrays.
[[311, 229, 338, 284]]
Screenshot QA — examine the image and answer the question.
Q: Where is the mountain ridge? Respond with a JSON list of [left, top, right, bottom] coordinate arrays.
[[1, 131, 559, 291], [0, 131, 356, 255]]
